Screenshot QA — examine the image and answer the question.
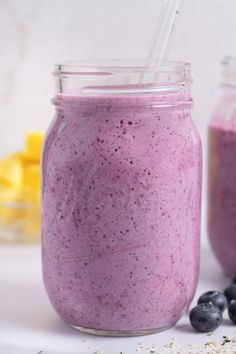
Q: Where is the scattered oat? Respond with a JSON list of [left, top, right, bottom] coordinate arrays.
[[85, 332, 236, 354], [163, 341, 175, 349], [205, 341, 220, 347], [207, 331, 214, 336], [222, 335, 232, 346]]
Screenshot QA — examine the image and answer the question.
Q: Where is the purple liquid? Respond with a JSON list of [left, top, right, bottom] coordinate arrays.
[[42, 94, 202, 332], [208, 123, 236, 275]]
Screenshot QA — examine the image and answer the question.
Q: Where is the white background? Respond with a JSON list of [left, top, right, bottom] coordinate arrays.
[[0, 0, 234, 258], [1, 0, 236, 243], [1, 0, 236, 202], [1, 0, 236, 152], [1, 1, 236, 351]]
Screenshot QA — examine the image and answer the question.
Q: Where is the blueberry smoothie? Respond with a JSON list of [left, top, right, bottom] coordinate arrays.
[[42, 90, 201, 334], [208, 105, 236, 275]]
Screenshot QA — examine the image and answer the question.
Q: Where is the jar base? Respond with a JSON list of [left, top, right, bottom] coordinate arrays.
[[70, 323, 176, 337]]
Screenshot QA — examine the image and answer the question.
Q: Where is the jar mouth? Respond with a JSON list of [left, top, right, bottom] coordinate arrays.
[[54, 59, 190, 74], [53, 60, 192, 95], [222, 56, 236, 87]]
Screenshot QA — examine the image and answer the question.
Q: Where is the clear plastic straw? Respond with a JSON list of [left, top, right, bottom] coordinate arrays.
[[144, 0, 182, 78]]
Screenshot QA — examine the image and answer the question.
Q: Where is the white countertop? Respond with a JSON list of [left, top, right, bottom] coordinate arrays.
[[0, 240, 235, 354]]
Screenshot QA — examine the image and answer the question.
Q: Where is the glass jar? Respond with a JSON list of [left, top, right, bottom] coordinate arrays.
[[42, 60, 202, 336], [208, 56, 236, 275]]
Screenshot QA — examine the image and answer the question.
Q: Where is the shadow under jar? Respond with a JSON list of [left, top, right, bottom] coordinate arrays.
[[42, 60, 202, 336]]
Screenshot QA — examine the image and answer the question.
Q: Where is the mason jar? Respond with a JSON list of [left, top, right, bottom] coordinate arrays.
[[42, 60, 202, 336], [208, 56, 236, 275]]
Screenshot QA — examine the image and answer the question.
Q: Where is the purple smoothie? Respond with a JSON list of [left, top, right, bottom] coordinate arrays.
[[42, 93, 202, 333], [208, 101, 236, 275]]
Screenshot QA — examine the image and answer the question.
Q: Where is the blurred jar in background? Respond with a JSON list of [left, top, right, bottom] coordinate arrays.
[[208, 56, 236, 275], [0, 132, 44, 243]]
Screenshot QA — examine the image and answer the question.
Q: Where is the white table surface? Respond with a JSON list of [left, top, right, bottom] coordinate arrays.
[[0, 240, 235, 354]]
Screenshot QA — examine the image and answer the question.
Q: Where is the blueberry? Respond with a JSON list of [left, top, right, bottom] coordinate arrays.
[[224, 285, 236, 304], [197, 291, 227, 312], [232, 276, 236, 285], [228, 301, 236, 324], [190, 303, 223, 332]]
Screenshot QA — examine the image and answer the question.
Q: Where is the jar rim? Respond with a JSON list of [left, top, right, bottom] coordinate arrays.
[[53, 60, 192, 95], [222, 56, 236, 87], [54, 59, 191, 75], [222, 56, 236, 67]]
